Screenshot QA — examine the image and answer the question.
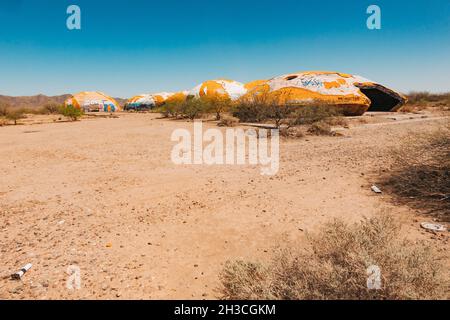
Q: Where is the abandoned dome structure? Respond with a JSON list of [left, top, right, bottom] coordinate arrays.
[[244, 79, 268, 91], [125, 92, 185, 110], [188, 79, 247, 101], [125, 94, 157, 110], [242, 71, 407, 116], [65, 91, 120, 112]]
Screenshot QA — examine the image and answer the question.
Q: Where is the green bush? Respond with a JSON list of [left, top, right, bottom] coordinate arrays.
[[159, 97, 210, 120], [232, 102, 266, 123], [181, 98, 209, 120], [233, 99, 343, 129], [58, 105, 83, 121]]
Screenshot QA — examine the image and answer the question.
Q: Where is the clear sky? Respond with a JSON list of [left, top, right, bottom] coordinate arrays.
[[0, 0, 449, 97]]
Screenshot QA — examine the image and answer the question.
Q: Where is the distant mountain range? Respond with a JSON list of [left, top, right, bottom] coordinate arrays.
[[0, 94, 128, 109]]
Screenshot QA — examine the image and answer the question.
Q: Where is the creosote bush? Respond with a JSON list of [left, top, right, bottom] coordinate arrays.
[[58, 105, 83, 121], [159, 97, 233, 120], [233, 93, 345, 135], [5, 109, 26, 125], [219, 215, 447, 300]]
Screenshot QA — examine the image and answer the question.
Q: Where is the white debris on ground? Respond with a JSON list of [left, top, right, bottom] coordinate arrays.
[[420, 222, 447, 233], [371, 185, 382, 193]]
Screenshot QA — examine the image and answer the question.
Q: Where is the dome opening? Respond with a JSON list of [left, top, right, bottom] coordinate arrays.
[[357, 85, 404, 112]]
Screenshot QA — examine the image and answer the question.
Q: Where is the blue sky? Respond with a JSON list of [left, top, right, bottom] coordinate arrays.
[[0, 0, 449, 97]]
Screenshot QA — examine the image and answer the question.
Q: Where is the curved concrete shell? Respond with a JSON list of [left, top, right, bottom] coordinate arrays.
[[244, 80, 268, 91], [125, 92, 182, 110], [188, 79, 247, 101], [65, 91, 120, 112], [242, 71, 407, 116], [165, 91, 189, 104], [126, 94, 156, 110]]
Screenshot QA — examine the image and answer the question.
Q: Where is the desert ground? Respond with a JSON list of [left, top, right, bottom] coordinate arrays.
[[0, 111, 448, 299]]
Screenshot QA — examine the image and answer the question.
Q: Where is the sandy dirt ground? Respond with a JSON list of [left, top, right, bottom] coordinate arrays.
[[0, 112, 448, 299]]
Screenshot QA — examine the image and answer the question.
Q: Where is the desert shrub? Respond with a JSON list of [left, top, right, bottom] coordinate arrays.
[[181, 98, 209, 120], [399, 105, 416, 113], [219, 215, 447, 300], [159, 97, 210, 120], [203, 96, 234, 120], [232, 102, 266, 123], [323, 115, 349, 127], [291, 105, 342, 125], [407, 91, 450, 104], [5, 109, 26, 125], [218, 115, 239, 127], [279, 126, 305, 138], [378, 128, 450, 221], [58, 105, 83, 121], [404, 92, 450, 112], [40, 103, 61, 114], [307, 121, 334, 136], [234, 95, 344, 129], [158, 101, 182, 118], [232, 93, 277, 123], [0, 103, 10, 116]]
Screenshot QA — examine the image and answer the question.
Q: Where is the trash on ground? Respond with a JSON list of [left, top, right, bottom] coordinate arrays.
[[371, 185, 382, 193], [420, 222, 447, 232], [11, 263, 32, 280]]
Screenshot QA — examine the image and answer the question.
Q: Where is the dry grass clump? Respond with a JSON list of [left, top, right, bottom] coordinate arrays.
[[401, 91, 450, 113], [378, 127, 450, 221], [307, 121, 335, 136], [279, 126, 305, 138], [407, 92, 450, 105], [219, 215, 447, 300], [323, 115, 349, 127], [217, 115, 239, 127], [34, 103, 61, 115]]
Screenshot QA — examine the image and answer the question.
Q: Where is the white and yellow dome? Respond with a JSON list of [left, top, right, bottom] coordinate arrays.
[[126, 94, 156, 108], [65, 91, 120, 112], [244, 79, 268, 91], [126, 91, 189, 109], [242, 71, 407, 115], [188, 79, 247, 101]]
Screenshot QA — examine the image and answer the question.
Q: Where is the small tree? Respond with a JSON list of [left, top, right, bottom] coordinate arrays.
[[59, 105, 83, 121], [159, 101, 183, 118], [6, 109, 25, 125], [204, 95, 233, 120], [181, 98, 208, 120]]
